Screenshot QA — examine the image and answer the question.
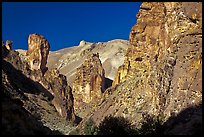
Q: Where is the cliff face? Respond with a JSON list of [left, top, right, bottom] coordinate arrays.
[[113, 2, 202, 117], [77, 2, 202, 134], [72, 53, 105, 112]]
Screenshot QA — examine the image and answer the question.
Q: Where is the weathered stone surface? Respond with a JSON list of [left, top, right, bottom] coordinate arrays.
[[43, 68, 76, 122], [5, 40, 13, 50], [2, 39, 76, 125], [113, 2, 202, 118], [77, 2, 202, 134], [2, 49, 64, 135], [26, 34, 50, 74], [46, 39, 128, 86], [72, 53, 105, 111]]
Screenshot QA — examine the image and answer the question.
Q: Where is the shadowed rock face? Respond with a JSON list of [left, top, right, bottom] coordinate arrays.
[[72, 53, 105, 111], [43, 68, 76, 122], [2, 46, 62, 135], [26, 34, 50, 74], [2, 36, 77, 125]]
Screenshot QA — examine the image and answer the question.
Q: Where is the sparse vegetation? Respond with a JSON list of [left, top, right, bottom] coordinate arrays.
[[97, 115, 137, 135], [84, 118, 98, 135], [138, 114, 164, 135], [81, 114, 165, 135], [69, 128, 80, 135]]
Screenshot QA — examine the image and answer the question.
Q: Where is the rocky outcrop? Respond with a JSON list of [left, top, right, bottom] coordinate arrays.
[[23, 34, 76, 122], [77, 2, 202, 135], [2, 46, 62, 135], [72, 53, 105, 110], [42, 68, 76, 122], [5, 40, 13, 50], [2, 35, 76, 125], [113, 2, 202, 116], [46, 39, 128, 86], [121, 2, 201, 116], [26, 34, 50, 74]]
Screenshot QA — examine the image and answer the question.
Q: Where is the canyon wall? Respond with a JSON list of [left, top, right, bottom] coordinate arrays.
[[113, 2, 202, 118], [76, 3, 202, 135]]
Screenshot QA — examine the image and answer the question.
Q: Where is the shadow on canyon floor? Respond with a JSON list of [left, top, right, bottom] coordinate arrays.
[[91, 103, 202, 135]]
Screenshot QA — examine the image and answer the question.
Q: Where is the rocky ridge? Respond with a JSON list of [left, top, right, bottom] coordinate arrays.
[[41, 39, 128, 85]]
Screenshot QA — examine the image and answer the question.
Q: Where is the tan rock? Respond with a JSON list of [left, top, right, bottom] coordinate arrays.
[[5, 40, 13, 50], [84, 2, 202, 132], [72, 53, 105, 111], [26, 34, 50, 74], [42, 68, 76, 122]]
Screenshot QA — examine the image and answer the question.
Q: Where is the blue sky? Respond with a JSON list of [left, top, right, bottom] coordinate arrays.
[[2, 2, 142, 51]]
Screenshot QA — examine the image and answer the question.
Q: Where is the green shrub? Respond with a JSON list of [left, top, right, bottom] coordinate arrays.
[[138, 114, 164, 135], [84, 118, 98, 135], [97, 115, 138, 135]]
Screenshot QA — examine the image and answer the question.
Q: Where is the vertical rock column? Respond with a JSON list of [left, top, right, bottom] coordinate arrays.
[[5, 40, 13, 50], [72, 53, 105, 110], [26, 33, 50, 75]]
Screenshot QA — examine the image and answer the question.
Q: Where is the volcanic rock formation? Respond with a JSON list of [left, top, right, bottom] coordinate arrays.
[[113, 2, 202, 117], [72, 53, 105, 111], [43, 68, 76, 122], [45, 39, 129, 86], [2, 34, 77, 126], [2, 2, 202, 135], [75, 2, 202, 135], [26, 34, 50, 74]]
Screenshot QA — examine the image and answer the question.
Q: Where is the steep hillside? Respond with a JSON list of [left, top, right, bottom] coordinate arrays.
[[2, 35, 77, 135]]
